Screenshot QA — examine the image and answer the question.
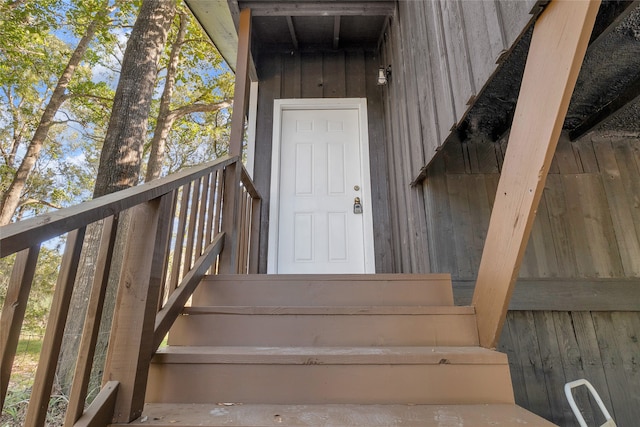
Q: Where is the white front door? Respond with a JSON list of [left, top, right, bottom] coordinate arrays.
[[268, 99, 375, 274]]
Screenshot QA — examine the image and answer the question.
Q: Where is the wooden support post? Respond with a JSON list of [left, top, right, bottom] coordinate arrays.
[[219, 162, 242, 273], [169, 183, 191, 290], [0, 245, 40, 409], [219, 8, 251, 273], [65, 217, 118, 427], [472, 0, 601, 349], [249, 197, 261, 273], [25, 228, 86, 427], [229, 8, 252, 156], [72, 381, 119, 427], [102, 200, 161, 423]]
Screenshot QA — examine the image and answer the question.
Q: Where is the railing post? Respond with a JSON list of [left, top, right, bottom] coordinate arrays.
[[219, 7, 252, 273], [249, 196, 261, 273], [472, 0, 601, 348], [102, 199, 163, 423], [229, 8, 252, 157], [0, 245, 40, 409], [64, 216, 119, 427], [25, 229, 86, 427], [219, 163, 242, 273]]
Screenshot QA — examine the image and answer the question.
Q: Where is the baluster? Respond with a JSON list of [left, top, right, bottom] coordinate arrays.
[[0, 245, 40, 409], [169, 183, 191, 291], [182, 177, 202, 277], [64, 216, 118, 426], [195, 173, 210, 258], [25, 228, 86, 427], [249, 195, 261, 274]]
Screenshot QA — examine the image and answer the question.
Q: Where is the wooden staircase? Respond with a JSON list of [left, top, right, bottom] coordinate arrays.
[[111, 274, 556, 426]]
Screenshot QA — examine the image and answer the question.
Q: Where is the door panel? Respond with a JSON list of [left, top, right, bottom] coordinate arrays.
[[277, 108, 366, 273]]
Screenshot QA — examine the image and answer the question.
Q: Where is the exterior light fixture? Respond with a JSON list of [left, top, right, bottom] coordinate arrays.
[[377, 66, 391, 85]]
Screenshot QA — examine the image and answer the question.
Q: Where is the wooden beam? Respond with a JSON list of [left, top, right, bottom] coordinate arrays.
[[25, 228, 86, 426], [286, 16, 299, 50], [64, 217, 118, 427], [333, 16, 341, 49], [220, 8, 251, 272], [570, 72, 640, 140], [455, 279, 640, 311], [73, 381, 119, 427], [472, 0, 601, 349], [153, 233, 225, 350], [229, 8, 251, 156], [249, 197, 261, 273], [242, 2, 396, 17], [103, 201, 161, 423], [219, 163, 242, 273], [0, 245, 40, 409]]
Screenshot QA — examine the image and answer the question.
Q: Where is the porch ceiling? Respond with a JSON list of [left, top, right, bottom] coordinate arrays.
[[186, 0, 394, 66], [241, 1, 392, 50]]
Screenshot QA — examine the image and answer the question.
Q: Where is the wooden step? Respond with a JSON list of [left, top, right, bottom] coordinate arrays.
[[146, 346, 514, 405], [168, 306, 479, 347], [191, 274, 454, 307], [111, 403, 557, 426]]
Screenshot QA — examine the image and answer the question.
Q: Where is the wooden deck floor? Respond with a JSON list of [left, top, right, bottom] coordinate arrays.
[[114, 403, 557, 426]]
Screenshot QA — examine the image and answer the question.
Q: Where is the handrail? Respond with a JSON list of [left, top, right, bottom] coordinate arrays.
[[0, 155, 236, 258], [0, 154, 261, 425], [240, 165, 261, 200]]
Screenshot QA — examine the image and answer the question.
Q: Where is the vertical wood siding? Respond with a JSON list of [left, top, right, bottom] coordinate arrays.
[[253, 51, 394, 273], [424, 134, 640, 280], [499, 310, 640, 427], [423, 133, 640, 425], [382, 0, 538, 172], [378, 0, 538, 273]]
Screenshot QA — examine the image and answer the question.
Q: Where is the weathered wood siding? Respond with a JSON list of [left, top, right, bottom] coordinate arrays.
[[499, 311, 640, 427], [379, 0, 539, 273], [381, 0, 539, 174], [422, 133, 640, 425], [425, 134, 640, 281], [253, 51, 394, 273]]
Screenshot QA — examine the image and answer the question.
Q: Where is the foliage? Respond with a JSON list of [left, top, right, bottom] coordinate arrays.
[[1, 0, 232, 222], [144, 4, 233, 179], [0, 343, 68, 427], [0, 0, 122, 222], [0, 244, 63, 335]]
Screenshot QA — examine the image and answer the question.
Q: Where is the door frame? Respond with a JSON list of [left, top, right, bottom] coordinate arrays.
[[267, 98, 376, 273]]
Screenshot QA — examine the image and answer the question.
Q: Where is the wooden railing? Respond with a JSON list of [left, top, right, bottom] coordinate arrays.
[[0, 155, 261, 426]]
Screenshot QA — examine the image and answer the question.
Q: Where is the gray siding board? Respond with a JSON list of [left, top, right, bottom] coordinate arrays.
[[428, 0, 458, 140], [300, 53, 323, 98], [255, 55, 281, 274], [461, 0, 505, 94], [440, 0, 476, 115], [497, 0, 538, 47], [346, 51, 366, 98], [365, 53, 394, 273], [408, 1, 440, 158], [322, 52, 346, 97], [388, 0, 534, 169], [423, 134, 640, 423]]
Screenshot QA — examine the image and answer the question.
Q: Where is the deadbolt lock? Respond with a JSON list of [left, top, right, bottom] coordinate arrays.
[[353, 197, 363, 214]]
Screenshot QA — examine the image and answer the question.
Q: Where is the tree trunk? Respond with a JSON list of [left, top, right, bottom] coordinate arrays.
[[93, 0, 176, 197], [0, 3, 110, 225], [57, 0, 176, 396], [145, 10, 188, 182]]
